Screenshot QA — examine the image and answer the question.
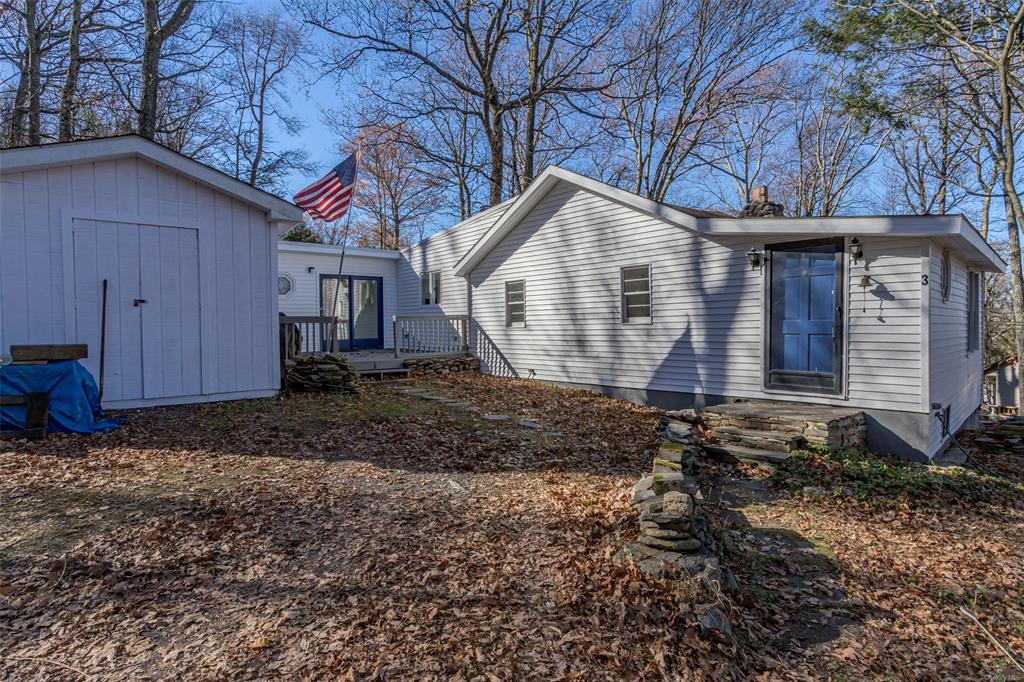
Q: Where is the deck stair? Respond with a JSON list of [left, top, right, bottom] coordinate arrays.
[[698, 400, 867, 464], [348, 358, 410, 380]]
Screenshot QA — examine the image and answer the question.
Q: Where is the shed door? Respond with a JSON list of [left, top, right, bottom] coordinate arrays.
[[73, 220, 201, 402]]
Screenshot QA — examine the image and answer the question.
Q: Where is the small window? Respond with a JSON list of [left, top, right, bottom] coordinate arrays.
[[621, 265, 651, 322], [421, 271, 441, 305], [967, 270, 981, 352], [940, 249, 951, 302], [505, 280, 526, 326], [278, 274, 294, 296]]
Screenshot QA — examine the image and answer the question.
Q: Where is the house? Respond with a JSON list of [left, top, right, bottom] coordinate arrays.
[[363, 166, 1003, 462], [984, 357, 1019, 411], [0, 135, 304, 408], [277, 241, 399, 350]]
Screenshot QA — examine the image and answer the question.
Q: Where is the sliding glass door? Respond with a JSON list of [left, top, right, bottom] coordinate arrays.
[[319, 275, 384, 350]]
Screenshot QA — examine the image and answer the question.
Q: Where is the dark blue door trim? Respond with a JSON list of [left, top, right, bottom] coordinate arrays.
[[766, 238, 844, 395]]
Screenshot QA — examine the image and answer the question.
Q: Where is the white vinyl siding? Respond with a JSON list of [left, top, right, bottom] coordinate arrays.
[[468, 180, 924, 413], [1, 158, 280, 407], [397, 202, 512, 317], [277, 248, 398, 348], [928, 245, 983, 453]]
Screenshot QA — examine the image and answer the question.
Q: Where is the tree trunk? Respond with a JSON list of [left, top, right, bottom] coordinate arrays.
[[8, 54, 29, 146], [138, 0, 162, 139], [486, 102, 504, 206], [26, 0, 41, 144], [59, 0, 82, 141], [137, 0, 196, 139]]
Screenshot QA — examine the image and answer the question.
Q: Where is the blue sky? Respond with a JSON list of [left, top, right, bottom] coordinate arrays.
[[258, 1, 1012, 246]]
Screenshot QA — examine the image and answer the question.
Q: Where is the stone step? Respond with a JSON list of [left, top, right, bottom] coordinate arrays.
[[701, 414, 806, 434], [703, 443, 791, 466], [711, 426, 805, 453]]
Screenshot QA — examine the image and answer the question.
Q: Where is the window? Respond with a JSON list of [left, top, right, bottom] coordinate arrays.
[[421, 271, 441, 305], [505, 280, 526, 326], [621, 265, 651, 322], [967, 270, 981, 352], [940, 249, 951, 302], [278, 274, 294, 296]]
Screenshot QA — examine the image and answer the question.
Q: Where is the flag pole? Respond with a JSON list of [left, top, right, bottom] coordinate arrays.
[[330, 144, 360, 351]]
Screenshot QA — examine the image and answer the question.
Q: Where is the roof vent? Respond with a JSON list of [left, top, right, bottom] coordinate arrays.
[[741, 185, 784, 217]]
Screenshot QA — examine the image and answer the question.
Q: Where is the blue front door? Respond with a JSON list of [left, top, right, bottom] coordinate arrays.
[[768, 240, 843, 393]]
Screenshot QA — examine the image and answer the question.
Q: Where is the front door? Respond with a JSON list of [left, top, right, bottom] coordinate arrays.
[[767, 239, 843, 394]]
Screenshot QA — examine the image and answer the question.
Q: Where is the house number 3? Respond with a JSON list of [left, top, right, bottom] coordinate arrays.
[[921, 275, 929, 285]]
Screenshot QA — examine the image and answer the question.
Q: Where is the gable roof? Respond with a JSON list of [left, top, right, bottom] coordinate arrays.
[[453, 165, 1006, 276], [0, 135, 304, 225]]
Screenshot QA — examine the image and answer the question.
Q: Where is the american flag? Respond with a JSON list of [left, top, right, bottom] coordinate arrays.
[[293, 153, 358, 221]]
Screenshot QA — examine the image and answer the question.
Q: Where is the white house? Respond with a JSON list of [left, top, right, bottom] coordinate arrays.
[[277, 241, 399, 349], [0, 135, 303, 408], [376, 166, 1004, 461]]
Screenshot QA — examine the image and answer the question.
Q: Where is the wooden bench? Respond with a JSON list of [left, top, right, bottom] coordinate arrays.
[[0, 392, 50, 440], [9, 344, 87, 364]]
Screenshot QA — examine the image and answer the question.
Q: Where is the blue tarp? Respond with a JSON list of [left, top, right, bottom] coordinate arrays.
[[0, 360, 119, 434]]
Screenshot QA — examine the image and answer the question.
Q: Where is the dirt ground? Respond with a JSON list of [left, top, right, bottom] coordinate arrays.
[[1, 374, 1022, 680]]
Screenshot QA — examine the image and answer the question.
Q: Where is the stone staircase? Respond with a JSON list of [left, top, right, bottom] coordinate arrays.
[[696, 401, 867, 465]]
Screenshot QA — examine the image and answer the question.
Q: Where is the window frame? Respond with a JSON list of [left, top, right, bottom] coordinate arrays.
[[505, 279, 526, 327], [277, 273, 294, 297], [940, 249, 952, 302], [620, 264, 652, 323], [421, 271, 442, 306], [967, 270, 981, 353]]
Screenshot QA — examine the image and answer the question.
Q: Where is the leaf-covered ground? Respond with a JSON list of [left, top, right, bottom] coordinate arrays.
[[1, 374, 1022, 680]]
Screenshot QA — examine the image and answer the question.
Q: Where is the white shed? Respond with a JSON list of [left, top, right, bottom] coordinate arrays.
[[0, 135, 303, 408]]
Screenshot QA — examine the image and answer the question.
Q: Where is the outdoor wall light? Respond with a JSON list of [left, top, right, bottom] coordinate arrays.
[[746, 247, 764, 270], [849, 237, 864, 263], [307, 266, 315, 273]]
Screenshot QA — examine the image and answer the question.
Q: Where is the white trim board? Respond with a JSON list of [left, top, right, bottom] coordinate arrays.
[[278, 241, 402, 259], [104, 389, 278, 410]]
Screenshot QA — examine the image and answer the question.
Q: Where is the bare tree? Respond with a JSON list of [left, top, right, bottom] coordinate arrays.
[[290, 0, 619, 205], [606, 0, 804, 201], [775, 65, 895, 216], [2, 0, 75, 144], [882, 73, 972, 215], [136, 0, 194, 139], [347, 123, 446, 248], [698, 64, 795, 210], [215, 8, 310, 192]]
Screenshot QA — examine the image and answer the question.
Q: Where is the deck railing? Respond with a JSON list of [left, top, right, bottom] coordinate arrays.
[[279, 316, 343, 357], [393, 315, 470, 357]]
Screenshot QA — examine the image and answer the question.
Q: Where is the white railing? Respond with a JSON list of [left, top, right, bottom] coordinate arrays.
[[393, 315, 470, 357], [280, 316, 343, 356]]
